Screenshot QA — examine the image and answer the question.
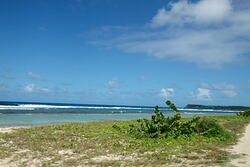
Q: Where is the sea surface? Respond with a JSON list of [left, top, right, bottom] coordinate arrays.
[[0, 101, 241, 128]]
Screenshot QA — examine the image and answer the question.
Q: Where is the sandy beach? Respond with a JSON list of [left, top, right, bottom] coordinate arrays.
[[231, 123, 250, 167]]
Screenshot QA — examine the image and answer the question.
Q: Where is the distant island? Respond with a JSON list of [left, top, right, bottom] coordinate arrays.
[[185, 104, 250, 111]]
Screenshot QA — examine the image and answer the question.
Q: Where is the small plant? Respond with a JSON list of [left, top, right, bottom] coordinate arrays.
[[237, 109, 250, 117], [127, 101, 200, 138], [119, 101, 232, 140]]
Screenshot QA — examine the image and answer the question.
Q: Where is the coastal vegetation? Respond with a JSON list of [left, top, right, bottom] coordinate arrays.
[[237, 109, 250, 117], [126, 101, 231, 140], [0, 102, 250, 166], [185, 104, 250, 111]]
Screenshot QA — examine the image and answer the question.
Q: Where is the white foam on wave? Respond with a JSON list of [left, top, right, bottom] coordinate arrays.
[[0, 104, 147, 110], [0, 104, 240, 113], [183, 112, 206, 115], [179, 108, 207, 111], [178, 108, 240, 112], [0, 105, 35, 110]]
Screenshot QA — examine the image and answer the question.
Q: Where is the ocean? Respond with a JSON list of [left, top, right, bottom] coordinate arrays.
[[0, 101, 241, 128]]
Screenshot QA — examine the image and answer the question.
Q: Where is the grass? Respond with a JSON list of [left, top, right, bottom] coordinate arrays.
[[0, 115, 250, 167]]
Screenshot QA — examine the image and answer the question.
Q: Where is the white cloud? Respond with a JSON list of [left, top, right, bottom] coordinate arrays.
[[151, 0, 232, 27], [197, 88, 211, 100], [159, 88, 174, 99], [90, 0, 250, 68], [106, 80, 119, 88], [27, 72, 44, 80], [221, 90, 237, 98], [212, 83, 235, 90], [190, 88, 211, 101], [119, 28, 248, 67], [201, 82, 235, 90], [200, 82, 237, 98], [24, 84, 35, 93], [24, 84, 49, 93]]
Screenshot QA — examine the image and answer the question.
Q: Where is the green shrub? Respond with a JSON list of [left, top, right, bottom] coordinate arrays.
[[116, 101, 232, 140], [127, 101, 200, 138], [237, 109, 250, 117], [195, 117, 232, 140]]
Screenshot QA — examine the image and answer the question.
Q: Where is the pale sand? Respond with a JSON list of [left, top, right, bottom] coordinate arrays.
[[0, 127, 15, 133], [0, 127, 28, 134], [231, 123, 250, 167]]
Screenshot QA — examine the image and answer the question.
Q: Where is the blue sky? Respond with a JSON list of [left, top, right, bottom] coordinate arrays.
[[0, 0, 250, 106]]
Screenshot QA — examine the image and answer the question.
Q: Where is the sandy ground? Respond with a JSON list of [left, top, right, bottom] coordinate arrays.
[[1, 125, 250, 167], [0, 127, 15, 133], [0, 127, 27, 133], [230, 123, 250, 167]]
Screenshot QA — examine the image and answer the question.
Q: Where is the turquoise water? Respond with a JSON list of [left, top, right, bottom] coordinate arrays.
[[0, 101, 239, 127]]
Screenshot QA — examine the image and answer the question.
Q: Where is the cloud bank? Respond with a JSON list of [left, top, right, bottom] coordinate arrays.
[[190, 88, 211, 101], [151, 0, 232, 27], [189, 82, 237, 101], [24, 84, 49, 93], [91, 0, 250, 68]]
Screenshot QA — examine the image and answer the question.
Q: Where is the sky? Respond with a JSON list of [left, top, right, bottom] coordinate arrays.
[[0, 0, 250, 107]]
